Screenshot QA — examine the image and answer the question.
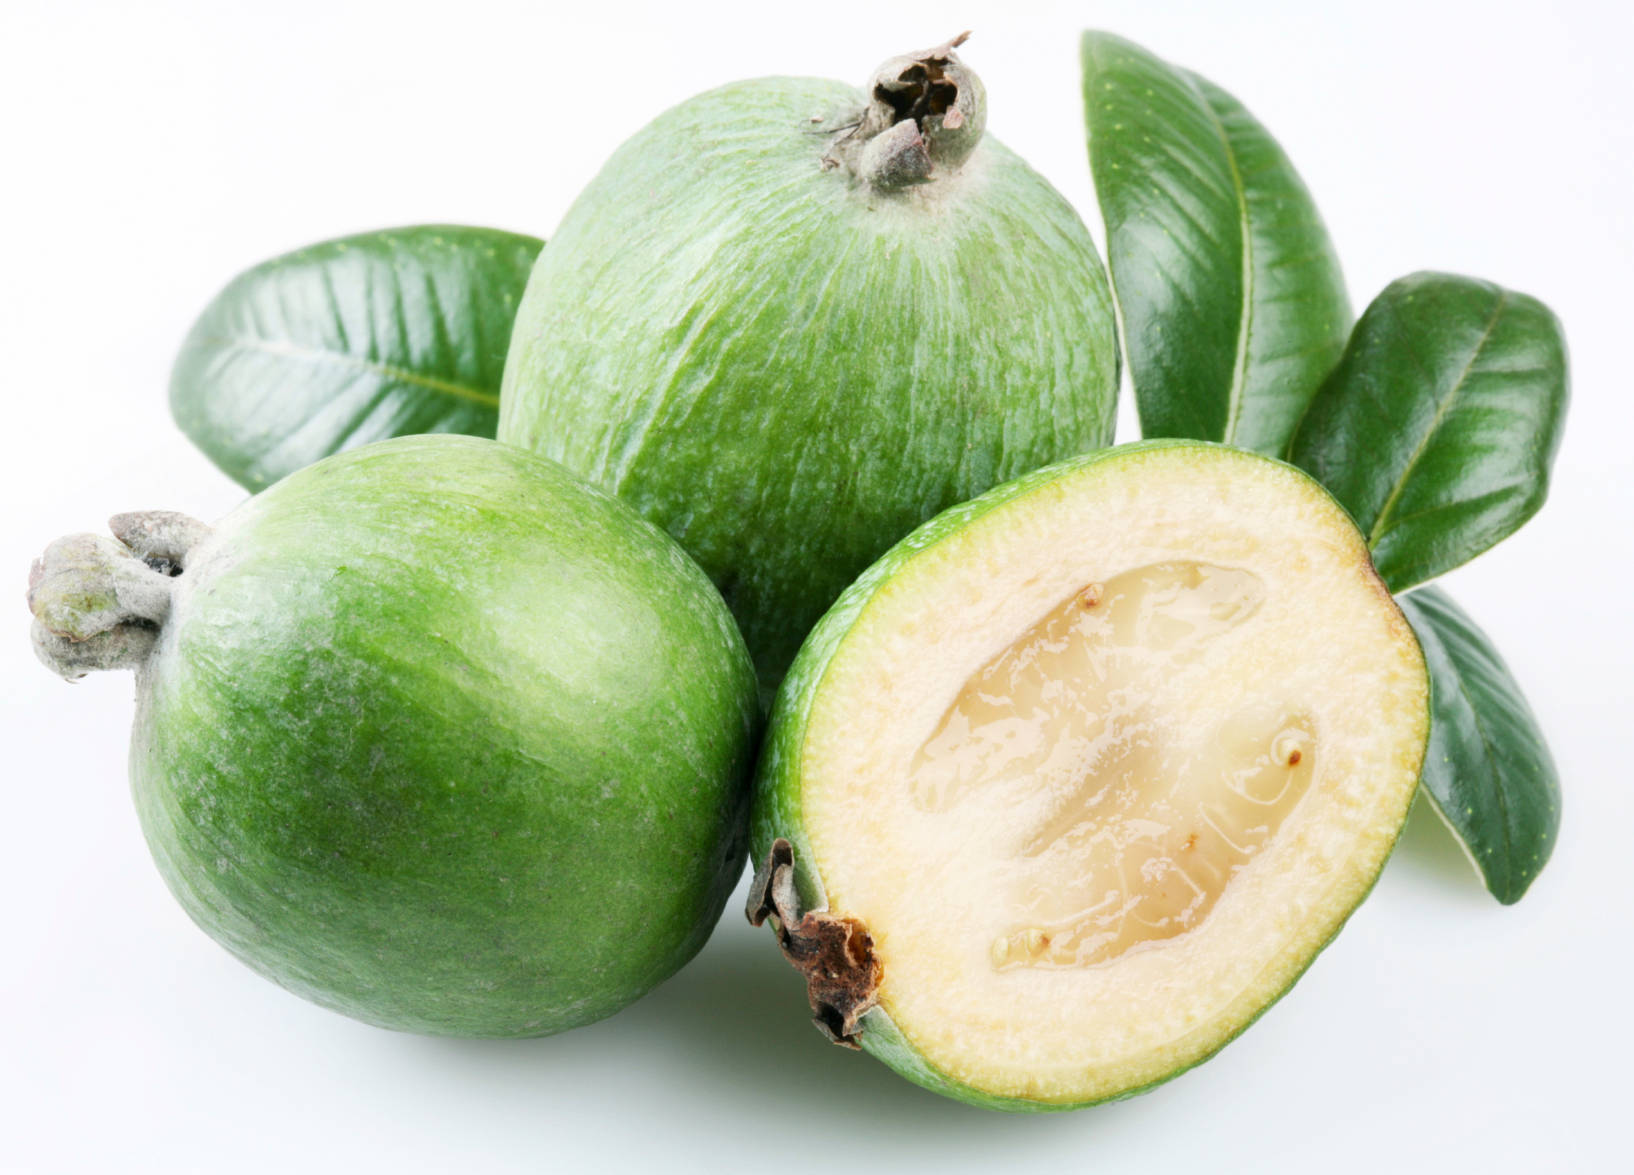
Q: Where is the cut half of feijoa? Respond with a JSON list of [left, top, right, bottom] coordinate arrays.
[[749, 441, 1429, 1110]]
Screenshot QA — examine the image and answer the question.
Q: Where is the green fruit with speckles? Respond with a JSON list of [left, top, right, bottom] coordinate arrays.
[[749, 441, 1429, 1109], [499, 38, 1120, 695], [28, 435, 758, 1037]]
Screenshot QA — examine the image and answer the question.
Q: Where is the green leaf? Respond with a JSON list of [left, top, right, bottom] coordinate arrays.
[[1289, 272, 1568, 592], [171, 224, 544, 491], [1398, 586, 1560, 903], [1080, 31, 1350, 456]]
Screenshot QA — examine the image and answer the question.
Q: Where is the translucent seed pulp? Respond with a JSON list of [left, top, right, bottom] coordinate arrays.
[[908, 563, 1318, 970]]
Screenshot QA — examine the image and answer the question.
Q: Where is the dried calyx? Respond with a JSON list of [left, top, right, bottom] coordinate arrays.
[[28, 511, 210, 679], [747, 838, 882, 1047], [829, 32, 987, 191]]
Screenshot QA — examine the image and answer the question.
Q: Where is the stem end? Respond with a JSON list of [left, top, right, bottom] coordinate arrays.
[[27, 512, 209, 679], [832, 33, 988, 192]]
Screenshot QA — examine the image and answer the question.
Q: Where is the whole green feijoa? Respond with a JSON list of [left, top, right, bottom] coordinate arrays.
[[172, 225, 543, 491], [500, 35, 1120, 694], [28, 436, 757, 1037]]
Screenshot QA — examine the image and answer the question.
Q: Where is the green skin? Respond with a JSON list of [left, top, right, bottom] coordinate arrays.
[[172, 225, 544, 492], [751, 440, 1427, 1110], [499, 75, 1119, 695], [54, 437, 758, 1037]]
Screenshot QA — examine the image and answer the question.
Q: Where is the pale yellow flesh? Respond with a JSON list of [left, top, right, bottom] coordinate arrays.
[[799, 449, 1427, 1104], [913, 561, 1317, 972]]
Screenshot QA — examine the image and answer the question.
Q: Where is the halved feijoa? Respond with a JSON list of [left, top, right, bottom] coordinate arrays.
[[749, 441, 1429, 1110]]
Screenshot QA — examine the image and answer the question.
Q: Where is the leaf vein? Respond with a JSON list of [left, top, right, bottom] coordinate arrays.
[[187, 335, 500, 409], [1366, 291, 1510, 545]]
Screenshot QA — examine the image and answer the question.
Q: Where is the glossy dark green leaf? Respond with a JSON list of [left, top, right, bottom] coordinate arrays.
[[1289, 273, 1568, 592], [171, 224, 543, 491], [1080, 31, 1350, 455], [1398, 586, 1560, 903]]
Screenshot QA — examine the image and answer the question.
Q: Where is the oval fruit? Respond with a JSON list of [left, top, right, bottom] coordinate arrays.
[[500, 38, 1120, 694], [28, 435, 757, 1037], [172, 225, 543, 491], [749, 441, 1429, 1108]]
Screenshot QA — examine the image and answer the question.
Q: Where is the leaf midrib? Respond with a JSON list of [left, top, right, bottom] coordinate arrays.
[[1194, 83, 1256, 446], [190, 334, 500, 409], [1366, 292, 1509, 548]]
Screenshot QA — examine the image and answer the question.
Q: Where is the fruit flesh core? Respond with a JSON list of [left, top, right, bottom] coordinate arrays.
[[911, 562, 1317, 971], [793, 445, 1428, 1105]]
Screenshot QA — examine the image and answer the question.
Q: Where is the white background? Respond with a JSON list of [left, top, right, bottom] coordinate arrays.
[[3, 1, 1629, 1171]]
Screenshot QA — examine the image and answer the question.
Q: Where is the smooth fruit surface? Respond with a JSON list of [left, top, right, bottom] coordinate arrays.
[[116, 436, 756, 1035], [500, 70, 1119, 692], [752, 441, 1428, 1108]]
